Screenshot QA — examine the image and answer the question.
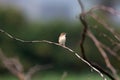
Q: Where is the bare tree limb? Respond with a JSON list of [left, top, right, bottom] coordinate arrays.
[[77, 3, 120, 79], [90, 26, 120, 61], [0, 48, 53, 80], [0, 29, 107, 80], [87, 11, 120, 61], [87, 30, 120, 80], [88, 11, 120, 42], [77, 1, 114, 80], [0, 49, 25, 80]]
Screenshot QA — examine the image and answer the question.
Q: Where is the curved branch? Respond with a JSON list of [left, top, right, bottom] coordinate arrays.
[[0, 29, 107, 80]]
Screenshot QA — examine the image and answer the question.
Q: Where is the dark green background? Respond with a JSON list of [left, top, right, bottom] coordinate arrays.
[[0, 7, 120, 80]]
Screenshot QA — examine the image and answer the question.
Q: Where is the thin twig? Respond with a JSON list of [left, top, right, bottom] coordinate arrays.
[[0, 29, 107, 80]]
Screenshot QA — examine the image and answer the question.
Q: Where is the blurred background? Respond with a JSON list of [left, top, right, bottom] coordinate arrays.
[[0, 0, 120, 80]]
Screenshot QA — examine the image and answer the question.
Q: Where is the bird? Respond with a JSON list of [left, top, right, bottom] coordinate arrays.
[[58, 32, 66, 46]]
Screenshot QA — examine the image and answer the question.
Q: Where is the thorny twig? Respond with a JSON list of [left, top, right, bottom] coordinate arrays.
[[0, 29, 107, 80]]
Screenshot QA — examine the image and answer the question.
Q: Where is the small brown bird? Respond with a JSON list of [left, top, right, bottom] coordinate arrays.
[[58, 32, 66, 46]]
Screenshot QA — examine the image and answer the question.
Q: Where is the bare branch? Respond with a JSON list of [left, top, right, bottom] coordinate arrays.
[[0, 29, 107, 80], [88, 10, 120, 42], [90, 26, 120, 61], [87, 30, 120, 80], [0, 3, 119, 80], [0, 49, 25, 80], [87, 11, 120, 61], [77, 1, 111, 80], [90, 62, 115, 80], [0, 49, 53, 80]]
